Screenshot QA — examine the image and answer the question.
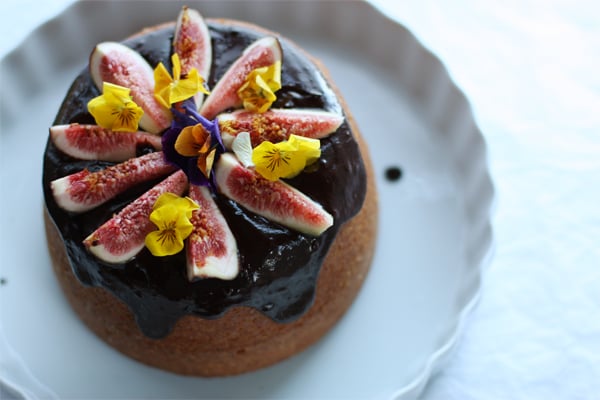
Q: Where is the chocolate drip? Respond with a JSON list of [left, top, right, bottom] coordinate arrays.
[[43, 23, 365, 338]]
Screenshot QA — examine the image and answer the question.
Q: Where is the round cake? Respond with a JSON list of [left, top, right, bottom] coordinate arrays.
[[43, 7, 377, 376]]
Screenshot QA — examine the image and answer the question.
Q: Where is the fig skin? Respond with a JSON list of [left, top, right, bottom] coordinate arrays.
[[173, 6, 212, 108], [51, 151, 176, 213], [199, 36, 283, 120], [186, 185, 239, 280], [83, 171, 189, 264], [218, 108, 344, 148], [215, 153, 334, 236], [89, 42, 172, 134], [50, 124, 162, 162]]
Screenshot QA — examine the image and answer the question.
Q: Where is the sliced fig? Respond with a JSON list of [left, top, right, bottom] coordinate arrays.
[[173, 6, 211, 108], [51, 151, 175, 213], [50, 124, 162, 162], [218, 108, 344, 148], [200, 37, 282, 119], [89, 42, 172, 134], [83, 171, 188, 263], [186, 185, 239, 280], [215, 153, 333, 236]]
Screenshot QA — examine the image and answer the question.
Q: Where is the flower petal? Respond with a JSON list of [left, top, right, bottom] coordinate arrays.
[[154, 62, 174, 109], [87, 82, 143, 132], [145, 199, 197, 257], [153, 192, 199, 218], [175, 125, 203, 157], [237, 61, 281, 113], [288, 134, 321, 165], [232, 131, 254, 167], [252, 141, 300, 181]]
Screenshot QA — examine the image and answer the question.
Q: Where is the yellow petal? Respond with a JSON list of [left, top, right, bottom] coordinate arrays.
[[238, 61, 281, 113], [252, 141, 300, 181], [263, 61, 282, 91], [288, 135, 321, 165], [153, 192, 200, 218], [102, 82, 131, 99], [145, 229, 183, 256], [170, 68, 209, 104], [87, 96, 115, 127], [171, 53, 182, 81], [197, 148, 217, 178], [252, 135, 321, 181], [145, 203, 195, 256], [177, 196, 200, 219], [188, 69, 211, 95], [154, 62, 174, 109], [153, 192, 180, 209], [87, 83, 143, 132], [154, 62, 174, 92], [276, 140, 305, 179], [175, 125, 203, 157], [112, 101, 144, 132]]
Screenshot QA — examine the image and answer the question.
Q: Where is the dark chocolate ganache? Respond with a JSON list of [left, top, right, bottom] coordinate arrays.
[[43, 22, 366, 339]]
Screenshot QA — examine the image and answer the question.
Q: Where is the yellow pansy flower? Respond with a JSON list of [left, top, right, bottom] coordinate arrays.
[[154, 53, 210, 109], [252, 134, 321, 181], [87, 82, 144, 132], [237, 61, 281, 113], [145, 193, 200, 257]]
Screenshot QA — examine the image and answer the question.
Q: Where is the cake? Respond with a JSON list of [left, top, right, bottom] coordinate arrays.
[[43, 7, 377, 376]]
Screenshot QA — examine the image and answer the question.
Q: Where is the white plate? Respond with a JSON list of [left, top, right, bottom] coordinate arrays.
[[0, 1, 494, 399]]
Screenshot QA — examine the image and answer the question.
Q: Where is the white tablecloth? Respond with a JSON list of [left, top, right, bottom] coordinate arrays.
[[1, 1, 598, 399]]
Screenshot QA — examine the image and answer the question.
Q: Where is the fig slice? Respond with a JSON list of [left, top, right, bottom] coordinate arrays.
[[83, 171, 188, 264], [50, 124, 162, 162], [199, 37, 282, 119], [89, 42, 172, 134], [218, 108, 344, 148], [173, 6, 211, 108], [51, 151, 176, 213], [186, 185, 239, 280], [215, 153, 333, 236]]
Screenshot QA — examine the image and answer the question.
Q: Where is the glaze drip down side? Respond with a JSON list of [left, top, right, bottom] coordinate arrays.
[[43, 23, 366, 339]]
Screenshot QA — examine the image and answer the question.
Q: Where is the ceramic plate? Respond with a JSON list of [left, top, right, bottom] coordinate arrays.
[[0, 1, 494, 398]]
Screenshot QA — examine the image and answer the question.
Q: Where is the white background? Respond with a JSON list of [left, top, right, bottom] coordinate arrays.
[[1, 1, 599, 399]]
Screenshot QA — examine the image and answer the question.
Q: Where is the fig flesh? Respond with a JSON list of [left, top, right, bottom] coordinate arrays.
[[83, 171, 188, 264], [89, 42, 172, 134], [50, 124, 162, 162], [215, 153, 333, 236], [173, 6, 211, 108], [199, 37, 282, 120], [51, 151, 175, 213], [218, 108, 344, 148], [186, 185, 239, 280]]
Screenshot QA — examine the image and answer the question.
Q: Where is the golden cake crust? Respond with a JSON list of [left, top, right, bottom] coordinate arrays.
[[44, 18, 378, 376]]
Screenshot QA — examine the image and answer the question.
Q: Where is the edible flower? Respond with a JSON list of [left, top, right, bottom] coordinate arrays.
[[175, 123, 217, 178], [162, 99, 225, 187], [231, 131, 254, 168], [154, 53, 210, 109], [145, 192, 199, 257], [237, 61, 281, 113], [252, 134, 321, 181], [87, 82, 144, 132]]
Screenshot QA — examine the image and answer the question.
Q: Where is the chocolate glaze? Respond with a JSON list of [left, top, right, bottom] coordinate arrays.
[[43, 23, 366, 339]]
